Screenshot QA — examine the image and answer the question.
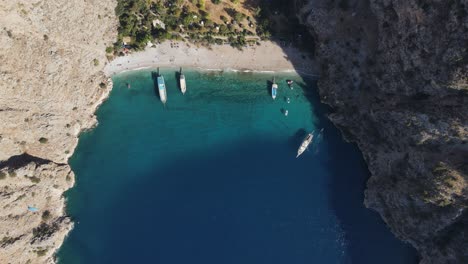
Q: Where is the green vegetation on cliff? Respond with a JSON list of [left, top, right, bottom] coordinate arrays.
[[113, 0, 273, 51], [111, 0, 315, 54]]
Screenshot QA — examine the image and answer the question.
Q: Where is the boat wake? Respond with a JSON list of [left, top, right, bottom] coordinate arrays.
[[312, 128, 324, 154]]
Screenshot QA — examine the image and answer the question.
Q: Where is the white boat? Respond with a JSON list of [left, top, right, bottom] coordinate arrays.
[[284, 110, 288, 116], [272, 77, 278, 99], [156, 71, 167, 104], [179, 67, 186, 94], [296, 133, 313, 158]]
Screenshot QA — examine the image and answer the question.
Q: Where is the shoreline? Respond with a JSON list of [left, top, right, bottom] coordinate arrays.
[[54, 41, 316, 262], [113, 65, 319, 78], [104, 41, 319, 77], [0, 0, 119, 262], [57, 62, 416, 264], [112, 65, 304, 76]]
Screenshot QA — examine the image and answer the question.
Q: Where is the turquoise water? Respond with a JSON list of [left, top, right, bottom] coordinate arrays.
[[57, 69, 417, 263]]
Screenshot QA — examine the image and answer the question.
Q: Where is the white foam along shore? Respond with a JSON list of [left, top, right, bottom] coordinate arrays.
[[104, 41, 318, 76]]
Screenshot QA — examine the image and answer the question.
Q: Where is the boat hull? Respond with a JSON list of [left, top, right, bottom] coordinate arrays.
[[272, 84, 278, 99], [157, 76, 167, 103], [296, 133, 313, 158], [180, 75, 186, 94]]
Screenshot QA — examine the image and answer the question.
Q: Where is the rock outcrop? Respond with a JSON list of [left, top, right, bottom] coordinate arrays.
[[0, 0, 116, 263], [297, 0, 467, 263], [1, 0, 467, 263], [0, 155, 73, 264]]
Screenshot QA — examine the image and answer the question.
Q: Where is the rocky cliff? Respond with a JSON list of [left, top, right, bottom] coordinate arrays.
[[0, 0, 116, 263], [296, 0, 467, 263], [1, 0, 467, 263]]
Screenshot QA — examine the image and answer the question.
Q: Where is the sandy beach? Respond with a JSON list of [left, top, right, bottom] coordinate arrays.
[[104, 41, 318, 76]]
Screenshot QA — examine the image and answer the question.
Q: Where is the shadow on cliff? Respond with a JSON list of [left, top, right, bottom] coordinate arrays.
[[256, 1, 419, 262], [0, 153, 54, 170], [272, 41, 419, 263], [298, 79, 418, 263]]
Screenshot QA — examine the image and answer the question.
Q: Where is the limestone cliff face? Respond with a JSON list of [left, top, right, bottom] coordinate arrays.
[[0, 155, 74, 264], [296, 0, 467, 263], [0, 0, 117, 263]]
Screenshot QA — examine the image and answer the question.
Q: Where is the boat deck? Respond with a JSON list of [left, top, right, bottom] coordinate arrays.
[[180, 75, 186, 94], [272, 83, 278, 99], [157, 76, 167, 103]]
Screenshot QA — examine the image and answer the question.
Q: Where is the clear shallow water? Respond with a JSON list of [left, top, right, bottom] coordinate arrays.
[[57, 69, 417, 264]]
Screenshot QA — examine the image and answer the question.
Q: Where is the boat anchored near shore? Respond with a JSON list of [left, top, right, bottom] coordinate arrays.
[[155, 68, 167, 104], [296, 132, 314, 158], [179, 67, 187, 95], [271, 77, 278, 100]]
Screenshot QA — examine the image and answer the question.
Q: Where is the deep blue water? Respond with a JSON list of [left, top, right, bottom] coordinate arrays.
[[57, 69, 417, 264]]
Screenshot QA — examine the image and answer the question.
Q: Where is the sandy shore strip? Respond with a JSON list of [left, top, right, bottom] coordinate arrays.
[[104, 41, 319, 76]]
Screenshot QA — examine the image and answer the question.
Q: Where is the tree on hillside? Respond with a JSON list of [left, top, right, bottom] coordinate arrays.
[[197, 0, 206, 9], [234, 12, 245, 22]]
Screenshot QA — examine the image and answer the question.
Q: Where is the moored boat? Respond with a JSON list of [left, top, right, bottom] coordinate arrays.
[[272, 77, 278, 99], [179, 67, 186, 94], [296, 133, 313, 158], [156, 68, 167, 104]]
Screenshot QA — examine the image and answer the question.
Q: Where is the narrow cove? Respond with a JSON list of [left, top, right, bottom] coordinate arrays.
[[57, 69, 417, 263]]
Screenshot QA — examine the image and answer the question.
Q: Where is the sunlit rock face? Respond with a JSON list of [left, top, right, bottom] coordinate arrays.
[[0, 0, 117, 263]]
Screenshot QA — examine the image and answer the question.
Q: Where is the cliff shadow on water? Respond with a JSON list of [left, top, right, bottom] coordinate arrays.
[[293, 79, 418, 263], [259, 0, 419, 262]]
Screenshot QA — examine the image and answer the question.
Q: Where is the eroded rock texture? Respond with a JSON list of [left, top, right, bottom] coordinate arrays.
[[297, 0, 467, 263], [0, 155, 73, 264], [0, 0, 117, 263]]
